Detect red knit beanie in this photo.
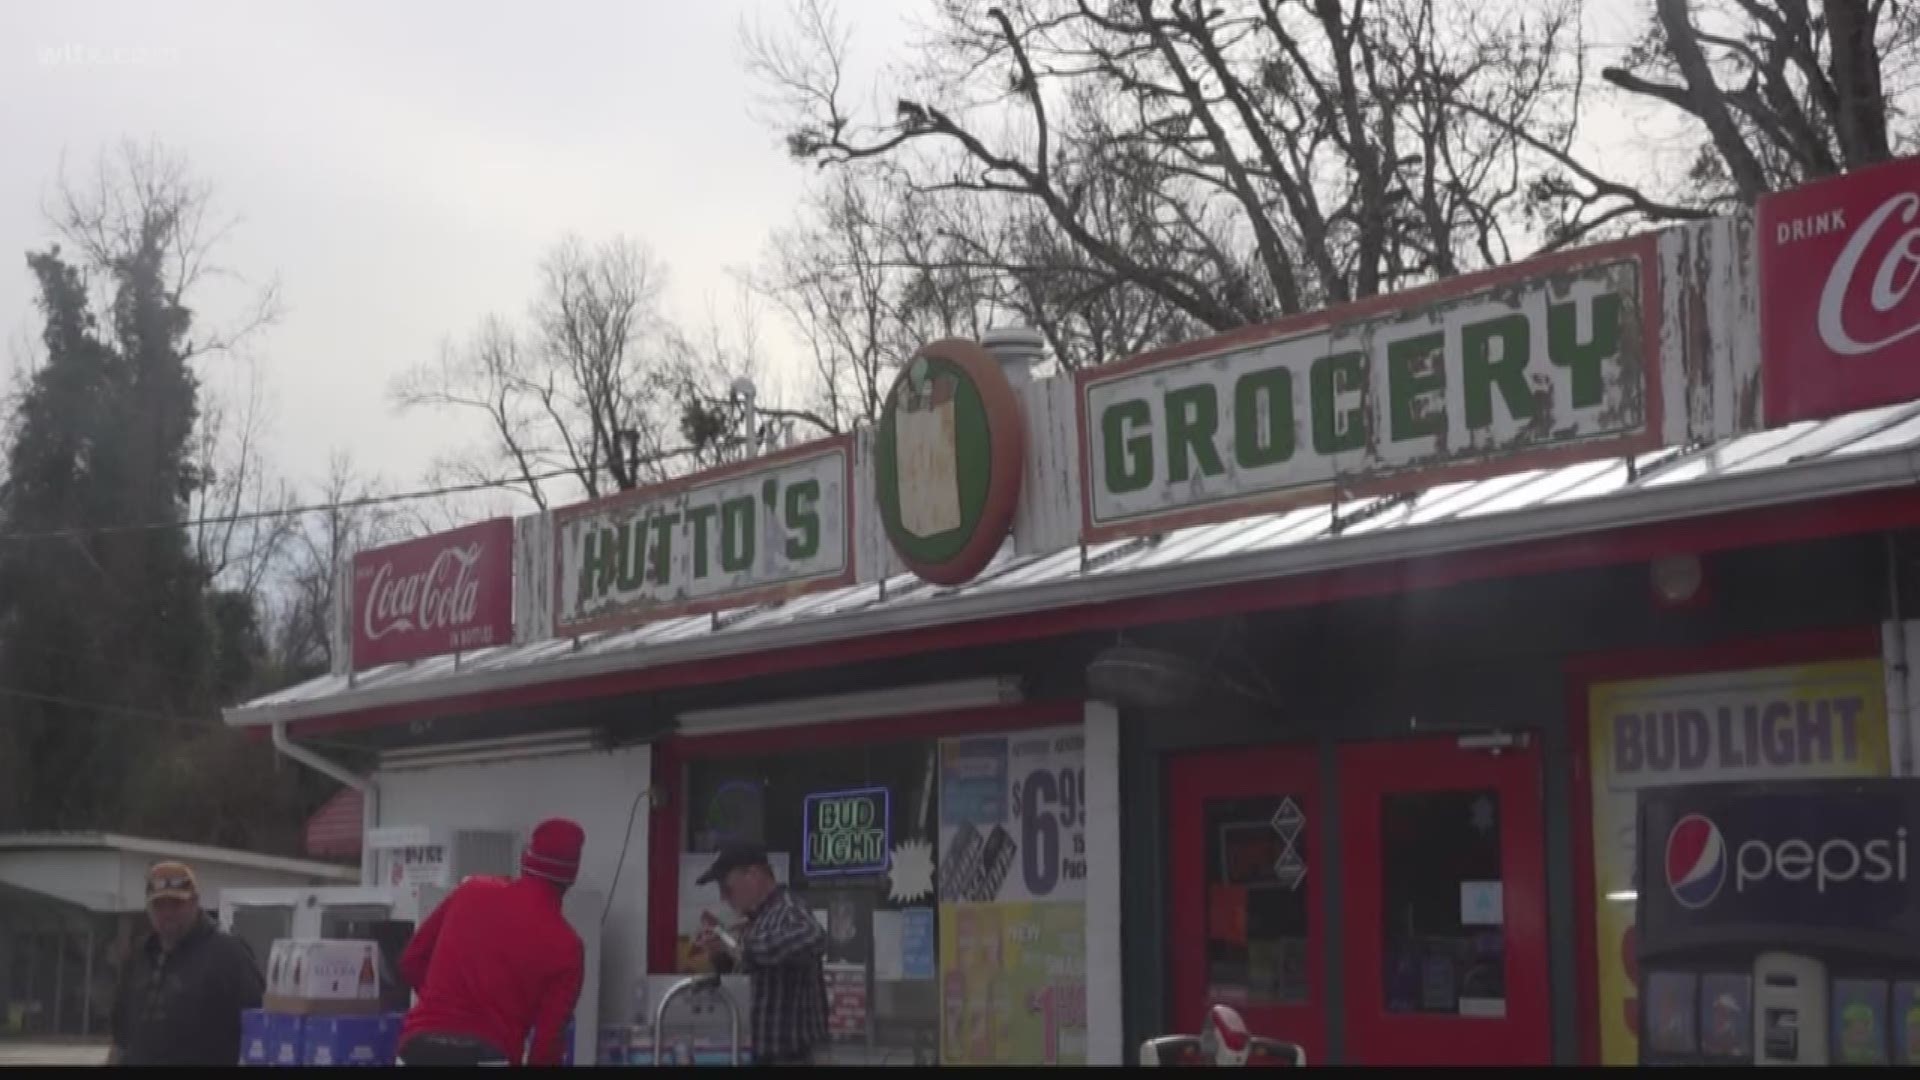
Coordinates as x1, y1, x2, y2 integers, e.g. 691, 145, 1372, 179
522, 818, 585, 885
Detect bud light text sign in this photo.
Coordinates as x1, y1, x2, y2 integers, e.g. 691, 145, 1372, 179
351, 518, 515, 671
1759, 155, 1920, 425
804, 787, 891, 878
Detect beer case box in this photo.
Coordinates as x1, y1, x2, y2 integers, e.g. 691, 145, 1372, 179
264, 939, 383, 1014
302, 1013, 403, 1067
238, 1009, 273, 1066
258, 1011, 306, 1067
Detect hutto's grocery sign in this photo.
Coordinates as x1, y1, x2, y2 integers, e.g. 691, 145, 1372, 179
551, 437, 855, 636
1076, 236, 1661, 542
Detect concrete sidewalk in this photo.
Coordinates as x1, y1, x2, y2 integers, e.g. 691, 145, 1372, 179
0, 1042, 112, 1066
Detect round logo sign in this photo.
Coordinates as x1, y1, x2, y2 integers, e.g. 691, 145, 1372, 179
874, 339, 1026, 586
1665, 813, 1728, 910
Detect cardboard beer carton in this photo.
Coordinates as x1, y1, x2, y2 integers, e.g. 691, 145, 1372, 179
302, 1013, 403, 1067
263, 939, 385, 1017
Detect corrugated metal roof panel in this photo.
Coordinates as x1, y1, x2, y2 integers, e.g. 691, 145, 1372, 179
232, 408, 1920, 719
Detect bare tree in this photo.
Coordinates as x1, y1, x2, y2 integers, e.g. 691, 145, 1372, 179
269, 454, 405, 677
751, 0, 1586, 339
1603, 0, 1920, 200
47, 138, 282, 363
394, 235, 704, 508
191, 356, 298, 606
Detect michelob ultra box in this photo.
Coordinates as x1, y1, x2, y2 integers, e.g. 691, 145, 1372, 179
265, 939, 383, 1016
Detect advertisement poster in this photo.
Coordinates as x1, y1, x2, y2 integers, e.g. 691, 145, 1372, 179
351, 517, 515, 671
1587, 659, 1889, 1065
938, 726, 1087, 903
938, 901, 1087, 1065
826, 962, 869, 1040
380, 843, 449, 889
676, 851, 790, 973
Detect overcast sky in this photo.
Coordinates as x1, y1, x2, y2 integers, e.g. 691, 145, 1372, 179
1, 0, 1660, 520
0, 0, 914, 509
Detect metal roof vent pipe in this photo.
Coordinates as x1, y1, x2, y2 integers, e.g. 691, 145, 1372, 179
981, 326, 1046, 389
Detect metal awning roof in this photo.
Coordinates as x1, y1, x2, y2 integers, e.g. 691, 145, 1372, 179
227, 401, 1920, 731
0, 832, 359, 880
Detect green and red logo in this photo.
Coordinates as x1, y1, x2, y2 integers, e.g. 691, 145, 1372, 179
874, 339, 1025, 586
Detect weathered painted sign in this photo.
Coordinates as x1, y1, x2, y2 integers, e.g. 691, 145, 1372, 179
874, 339, 1026, 586
1759, 154, 1920, 426
551, 437, 854, 636
350, 517, 515, 670
1076, 236, 1662, 542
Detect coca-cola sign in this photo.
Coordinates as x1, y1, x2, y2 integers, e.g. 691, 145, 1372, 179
350, 518, 515, 671
1760, 155, 1920, 425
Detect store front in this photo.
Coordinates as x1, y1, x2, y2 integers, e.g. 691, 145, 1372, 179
642, 697, 1121, 1065
226, 160, 1920, 1065
1121, 522, 1906, 1065
1168, 735, 1550, 1066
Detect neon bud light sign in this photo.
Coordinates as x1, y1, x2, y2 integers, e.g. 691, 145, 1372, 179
804, 787, 891, 877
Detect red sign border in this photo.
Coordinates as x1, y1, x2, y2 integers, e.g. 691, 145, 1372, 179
549, 434, 859, 638
349, 515, 517, 672
876, 338, 1027, 587
1073, 232, 1666, 545
1755, 154, 1920, 428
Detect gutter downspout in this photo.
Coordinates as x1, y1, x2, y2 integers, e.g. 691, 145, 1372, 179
272, 721, 379, 887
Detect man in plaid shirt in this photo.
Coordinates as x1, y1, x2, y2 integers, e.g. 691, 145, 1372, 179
698, 844, 829, 1065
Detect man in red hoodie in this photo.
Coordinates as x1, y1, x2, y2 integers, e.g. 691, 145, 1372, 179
395, 819, 586, 1067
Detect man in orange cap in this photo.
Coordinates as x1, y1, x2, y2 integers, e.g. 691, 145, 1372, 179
107, 860, 264, 1066
397, 819, 587, 1067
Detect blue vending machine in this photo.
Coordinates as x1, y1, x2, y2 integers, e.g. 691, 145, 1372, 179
1636, 777, 1920, 1066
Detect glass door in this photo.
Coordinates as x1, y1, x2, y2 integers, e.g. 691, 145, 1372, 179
1338, 736, 1552, 1065
1168, 745, 1323, 1063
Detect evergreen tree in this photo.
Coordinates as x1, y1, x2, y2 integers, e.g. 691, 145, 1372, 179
0, 222, 215, 830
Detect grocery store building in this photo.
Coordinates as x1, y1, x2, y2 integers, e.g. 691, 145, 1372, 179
226, 161, 1920, 1066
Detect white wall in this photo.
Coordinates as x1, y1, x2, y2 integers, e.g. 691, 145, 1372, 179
373, 744, 652, 1026
1884, 620, 1920, 778
1082, 702, 1124, 1066
0, 850, 122, 911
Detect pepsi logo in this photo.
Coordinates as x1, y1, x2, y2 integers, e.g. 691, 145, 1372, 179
1666, 814, 1728, 909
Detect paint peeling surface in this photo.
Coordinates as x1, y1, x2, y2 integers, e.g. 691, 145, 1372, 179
1080, 249, 1657, 541
230, 400, 1920, 729
551, 441, 853, 635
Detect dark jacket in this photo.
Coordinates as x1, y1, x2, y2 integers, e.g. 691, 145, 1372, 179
398, 875, 584, 1067
111, 915, 264, 1066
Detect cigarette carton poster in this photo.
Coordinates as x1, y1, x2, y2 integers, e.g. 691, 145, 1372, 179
937, 901, 1086, 1065
937, 726, 1087, 904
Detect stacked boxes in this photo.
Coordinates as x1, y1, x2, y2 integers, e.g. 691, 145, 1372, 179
234, 1010, 308, 1067
265, 940, 383, 1014
243, 939, 397, 1068
239, 1010, 273, 1066
302, 1015, 402, 1067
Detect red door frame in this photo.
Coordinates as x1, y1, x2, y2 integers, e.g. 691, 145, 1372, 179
1562, 625, 1883, 1064
644, 700, 1085, 975
1167, 744, 1325, 1063
1339, 737, 1552, 1065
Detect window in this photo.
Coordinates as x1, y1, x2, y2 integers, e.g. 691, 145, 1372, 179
1200, 796, 1310, 1006
1379, 789, 1505, 1018
685, 741, 942, 1065
679, 723, 1091, 1066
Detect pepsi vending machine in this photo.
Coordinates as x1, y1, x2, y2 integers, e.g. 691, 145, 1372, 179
1637, 778, 1920, 1066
